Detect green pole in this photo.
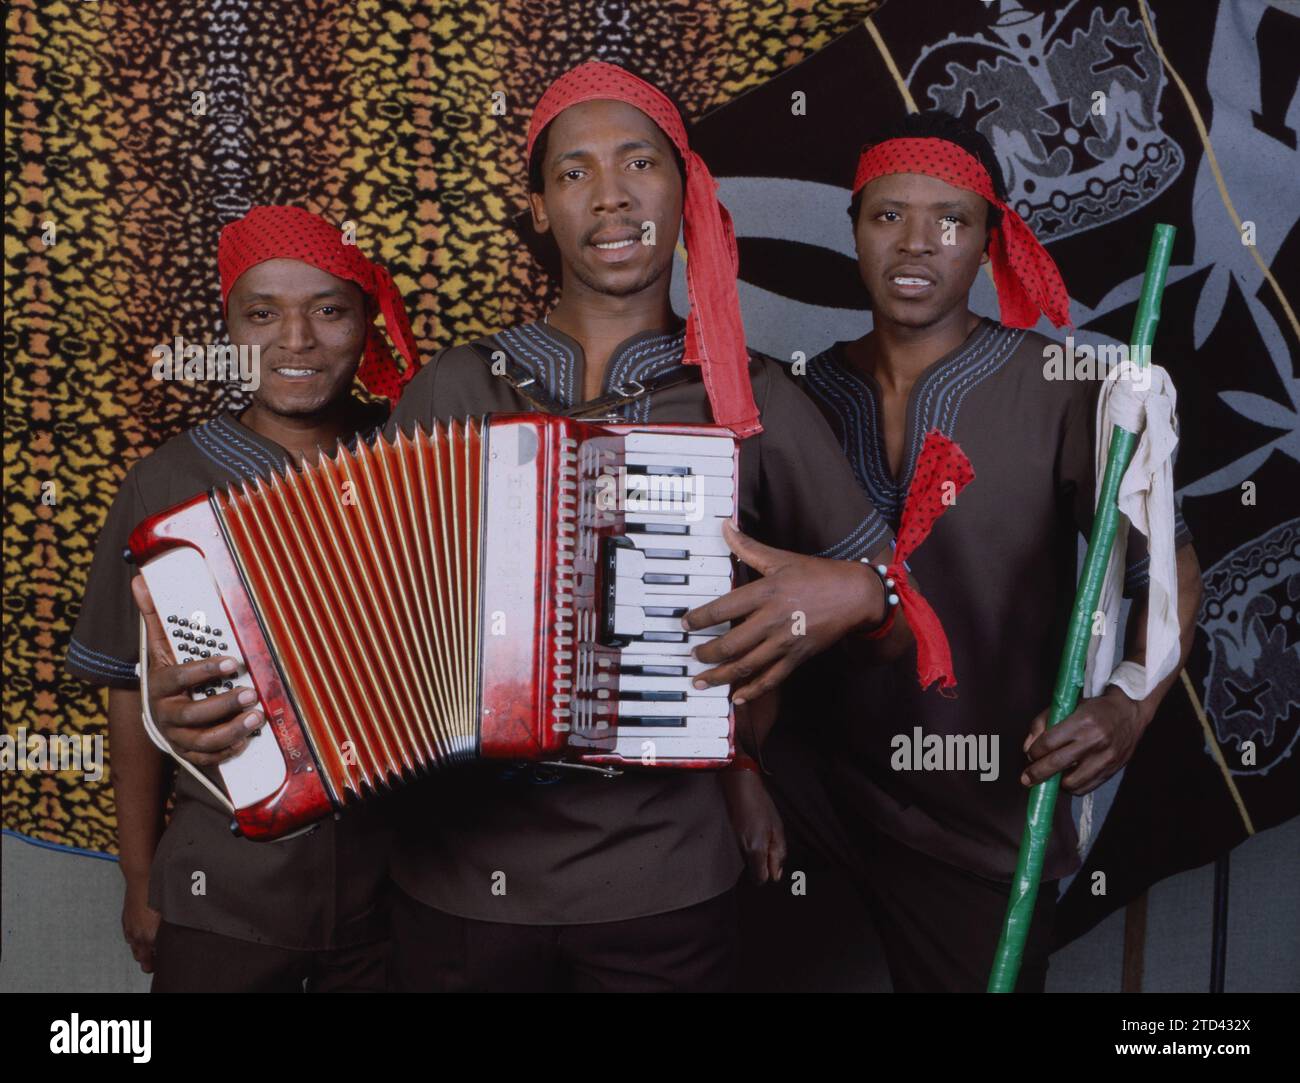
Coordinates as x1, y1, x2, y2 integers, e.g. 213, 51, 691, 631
986, 223, 1177, 993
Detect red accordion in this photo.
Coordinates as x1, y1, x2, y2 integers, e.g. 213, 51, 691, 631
128, 414, 739, 840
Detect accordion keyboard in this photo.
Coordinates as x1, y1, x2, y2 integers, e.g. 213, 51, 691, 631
604, 432, 735, 763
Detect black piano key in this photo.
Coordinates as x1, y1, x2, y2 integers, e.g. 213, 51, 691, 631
642, 548, 690, 560
639, 631, 687, 643
644, 606, 687, 618
625, 464, 691, 475
617, 716, 687, 728
620, 664, 688, 677
620, 691, 687, 702
599, 534, 633, 648
643, 573, 687, 585
626, 522, 689, 535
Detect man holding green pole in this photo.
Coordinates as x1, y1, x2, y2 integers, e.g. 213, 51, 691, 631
757, 111, 1204, 992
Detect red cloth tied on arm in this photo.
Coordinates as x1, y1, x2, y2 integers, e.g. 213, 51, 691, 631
218, 206, 420, 404
526, 61, 762, 438
852, 137, 1071, 330
882, 429, 975, 694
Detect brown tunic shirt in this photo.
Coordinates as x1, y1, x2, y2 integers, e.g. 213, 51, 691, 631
783, 319, 1193, 882
67, 403, 393, 950
385, 318, 894, 924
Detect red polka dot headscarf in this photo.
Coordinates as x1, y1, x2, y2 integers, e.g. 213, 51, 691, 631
852, 137, 1072, 330
218, 206, 420, 403
526, 61, 762, 438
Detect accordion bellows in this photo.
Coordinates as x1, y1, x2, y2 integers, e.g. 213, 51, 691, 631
130, 414, 739, 840
218, 420, 486, 792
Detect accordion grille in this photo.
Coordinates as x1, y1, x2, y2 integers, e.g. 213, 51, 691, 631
214, 421, 482, 803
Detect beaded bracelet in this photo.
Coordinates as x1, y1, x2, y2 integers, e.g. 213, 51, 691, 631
856, 560, 900, 640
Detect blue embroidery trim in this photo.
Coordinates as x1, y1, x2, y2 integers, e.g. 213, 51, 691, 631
804, 321, 1023, 526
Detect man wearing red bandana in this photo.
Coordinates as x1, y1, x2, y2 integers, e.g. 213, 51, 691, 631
73, 205, 418, 990
370, 61, 915, 992
754, 111, 1203, 991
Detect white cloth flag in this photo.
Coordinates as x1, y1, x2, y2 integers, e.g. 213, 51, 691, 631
1084, 362, 1183, 702
1076, 362, 1182, 855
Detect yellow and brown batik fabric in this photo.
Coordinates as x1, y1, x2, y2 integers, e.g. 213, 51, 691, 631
3, 0, 881, 854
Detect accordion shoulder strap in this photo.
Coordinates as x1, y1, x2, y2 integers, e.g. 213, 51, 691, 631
467, 340, 703, 421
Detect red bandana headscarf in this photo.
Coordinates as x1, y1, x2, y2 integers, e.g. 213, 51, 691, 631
852, 137, 1071, 330
218, 206, 420, 403
526, 61, 762, 438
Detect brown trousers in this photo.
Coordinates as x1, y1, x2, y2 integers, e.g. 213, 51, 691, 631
762, 733, 1058, 993
390, 888, 739, 993
150, 922, 389, 993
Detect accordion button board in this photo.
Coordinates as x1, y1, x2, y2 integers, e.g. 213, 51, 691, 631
139, 544, 287, 808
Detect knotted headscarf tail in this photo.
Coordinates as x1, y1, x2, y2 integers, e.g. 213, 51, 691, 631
218, 206, 420, 404
888, 430, 975, 694
853, 137, 1072, 331
526, 61, 762, 438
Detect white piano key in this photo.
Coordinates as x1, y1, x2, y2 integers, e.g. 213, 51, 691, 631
615, 574, 732, 600
624, 492, 733, 514
625, 433, 735, 458
613, 605, 728, 638
624, 451, 733, 476
619, 653, 727, 678
616, 673, 728, 696
625, 531, 732, 556
624, 510, 730, 532
616, 697, 730, 718
624, 493, 721, 515
624, 500, 733, 525
614, 636, 719, 655
625, 473, 733, 497
613, 735, 731, 760
615, 723, 731, 744
615, 547, 732, 580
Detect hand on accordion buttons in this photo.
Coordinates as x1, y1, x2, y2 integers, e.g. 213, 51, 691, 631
681, 522, 886, 704
131, 575, 265, 766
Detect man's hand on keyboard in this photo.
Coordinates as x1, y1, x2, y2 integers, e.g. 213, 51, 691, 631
682, 521, 887, 704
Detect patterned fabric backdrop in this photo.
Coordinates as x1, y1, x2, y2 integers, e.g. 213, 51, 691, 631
3, 0, 884, 854
5, 1, 1297, 952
